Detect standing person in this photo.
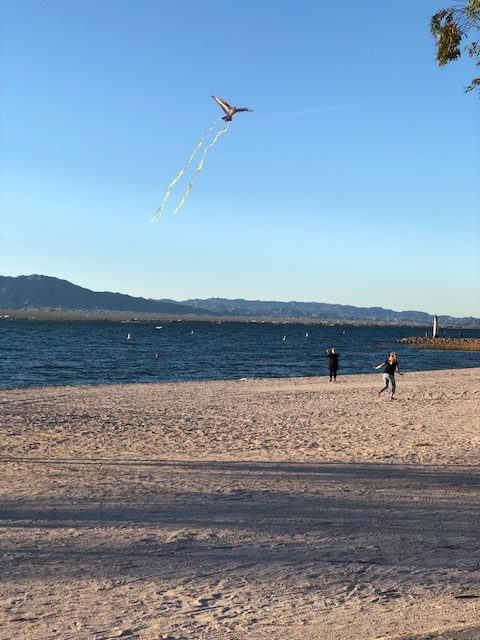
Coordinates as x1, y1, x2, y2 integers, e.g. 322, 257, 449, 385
327, 348, 340, 382
373, 352, 403, 398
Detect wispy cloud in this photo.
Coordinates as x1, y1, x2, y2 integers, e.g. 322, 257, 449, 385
266, 103, 363, 118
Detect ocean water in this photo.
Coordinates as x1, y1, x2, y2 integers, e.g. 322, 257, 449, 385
1, 320, 479, 389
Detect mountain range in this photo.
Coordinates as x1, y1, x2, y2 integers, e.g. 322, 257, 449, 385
1, 274, 478, 327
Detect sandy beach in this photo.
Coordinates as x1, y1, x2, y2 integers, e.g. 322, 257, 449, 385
1, 368, 479, 640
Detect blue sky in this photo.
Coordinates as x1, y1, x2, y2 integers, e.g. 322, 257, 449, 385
1, 0, 479, 317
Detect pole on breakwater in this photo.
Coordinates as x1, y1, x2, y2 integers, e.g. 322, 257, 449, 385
433, 315, 438, 338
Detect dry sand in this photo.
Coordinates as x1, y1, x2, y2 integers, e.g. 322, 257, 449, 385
1, 368, 479, 640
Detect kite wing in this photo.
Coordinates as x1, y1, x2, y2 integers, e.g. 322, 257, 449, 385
211, 95, 234, 116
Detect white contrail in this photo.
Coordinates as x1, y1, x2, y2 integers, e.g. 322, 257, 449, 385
267, 104, 362, 118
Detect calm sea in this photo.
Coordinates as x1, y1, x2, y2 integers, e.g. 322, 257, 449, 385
1, 320, 479, 389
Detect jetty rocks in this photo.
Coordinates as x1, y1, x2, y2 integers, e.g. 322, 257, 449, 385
399, 337, 480, 351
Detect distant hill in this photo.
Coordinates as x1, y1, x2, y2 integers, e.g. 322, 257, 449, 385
1, 274, 479, 327
0, 275, 211, 316
182, 297, 479, 327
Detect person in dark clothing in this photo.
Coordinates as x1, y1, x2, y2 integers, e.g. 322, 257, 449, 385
327, 348, 340, 382
373, 352, 402, 398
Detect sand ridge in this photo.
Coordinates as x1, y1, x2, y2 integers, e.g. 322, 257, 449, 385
1, 369, 479, 639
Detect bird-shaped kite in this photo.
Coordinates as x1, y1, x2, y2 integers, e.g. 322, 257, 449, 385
151, 96, 253, 221
211, 95, 253, 121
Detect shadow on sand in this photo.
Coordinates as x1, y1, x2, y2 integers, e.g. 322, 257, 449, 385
1, 458, 479, 589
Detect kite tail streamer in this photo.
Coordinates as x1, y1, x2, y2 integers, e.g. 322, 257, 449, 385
151, 118, 219, 222
171, 123, 229, 216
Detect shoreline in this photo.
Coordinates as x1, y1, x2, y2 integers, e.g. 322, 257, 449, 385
1, 308, 479, 329
2, 366, 480, 392
2, 367, 479, 639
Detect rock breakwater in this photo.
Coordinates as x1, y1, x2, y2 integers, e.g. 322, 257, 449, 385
399, 337, 480, 351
